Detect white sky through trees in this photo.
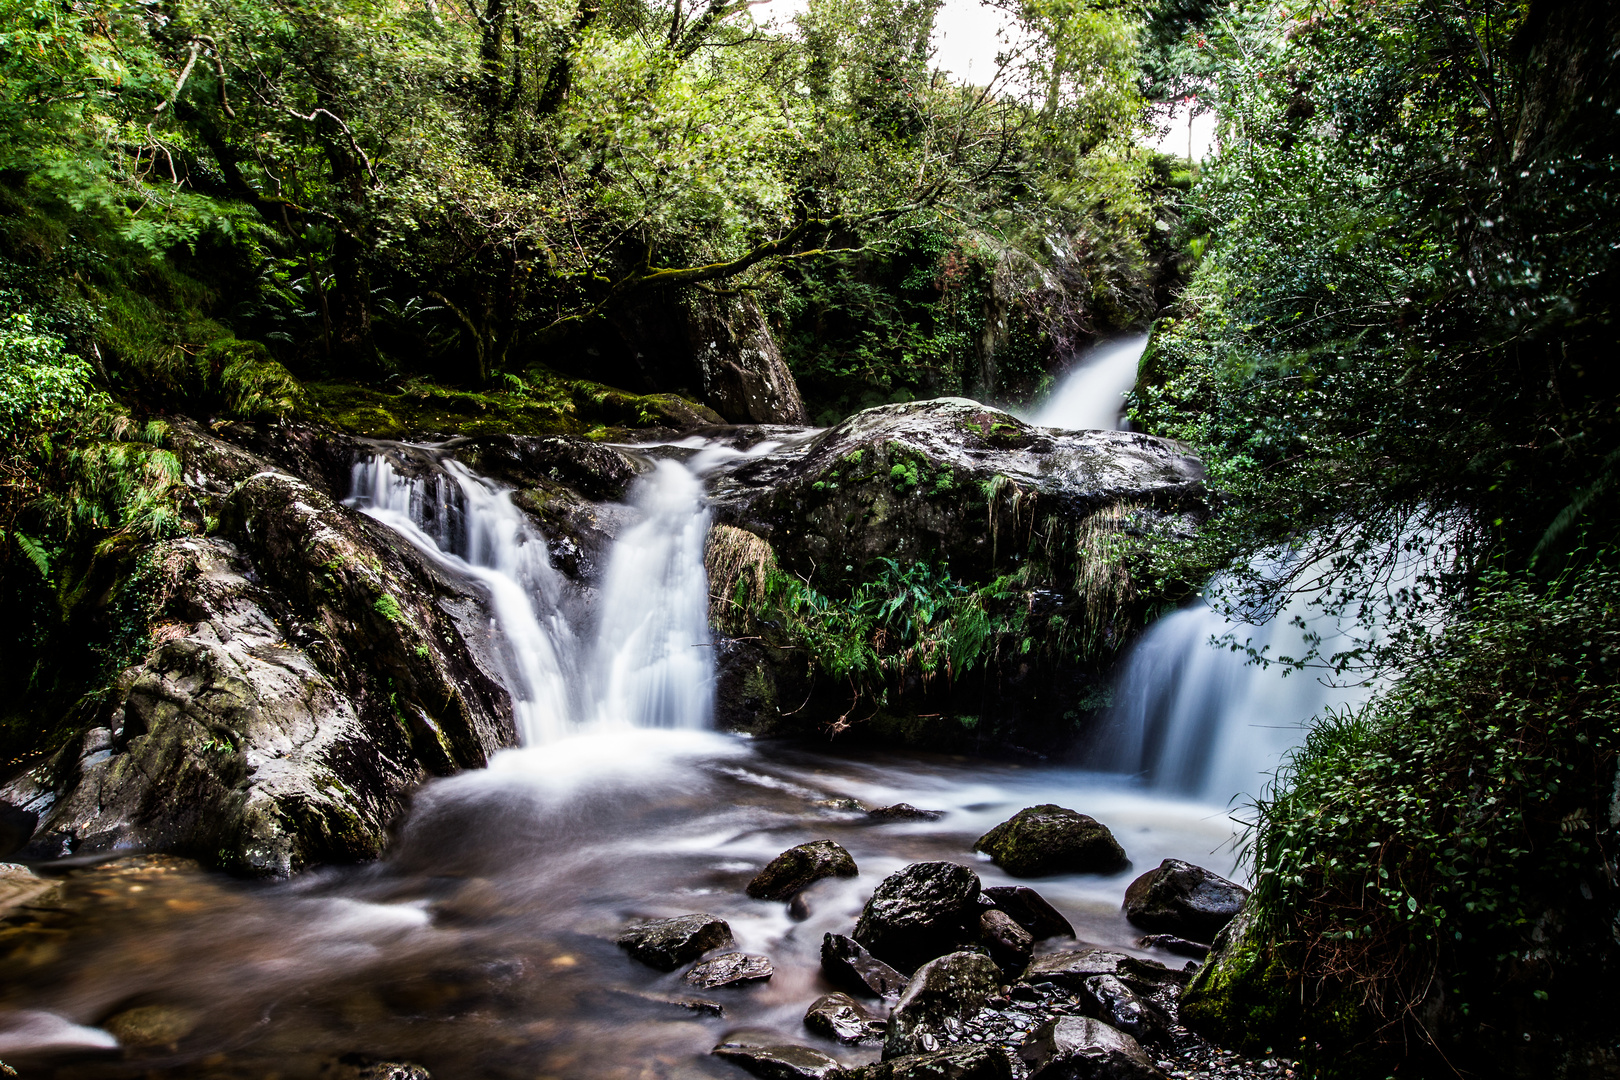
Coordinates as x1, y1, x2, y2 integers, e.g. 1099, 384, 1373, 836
758, 0, 1216, 161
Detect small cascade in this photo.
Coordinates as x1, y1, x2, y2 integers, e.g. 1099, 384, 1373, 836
1088, 597, 1375, 804
1030, 333, 1150, 431
346, 448, 715, 743
586, 460, 713, 730
1091, 533, 1449, 805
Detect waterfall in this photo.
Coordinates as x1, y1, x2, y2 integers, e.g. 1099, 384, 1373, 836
1030, 333, 1150, 431
1090, 533, 1449, 805
1088, 596, 1375, 805
346, 449, 714, 743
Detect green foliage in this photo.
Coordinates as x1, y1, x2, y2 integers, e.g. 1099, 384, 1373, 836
1244, 561, 1620, 1070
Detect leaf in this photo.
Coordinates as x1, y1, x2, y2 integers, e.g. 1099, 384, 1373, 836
13, 531, 51, 579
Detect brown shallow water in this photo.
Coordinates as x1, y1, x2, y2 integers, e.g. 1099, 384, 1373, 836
0, 732, 1245, 1079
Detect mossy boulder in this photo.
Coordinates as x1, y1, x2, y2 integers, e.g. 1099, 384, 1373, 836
974, 805, 1128, 877
708, 398, 1205, 591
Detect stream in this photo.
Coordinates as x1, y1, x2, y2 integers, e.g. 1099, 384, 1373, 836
0, 359, 1362, 1077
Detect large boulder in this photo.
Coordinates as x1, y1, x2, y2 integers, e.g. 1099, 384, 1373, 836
1017, 1017, 1165, 1080
708, 399, 1204, 586
884, 951, 1004, 1058
854, 862, 982, 972
822, 933, 908, 1000
748, 839, 859, 901
25, 534, 488, 876
616, 913, 733, 970
974, 806, 1128, 877
1123, 859, 1248, 943
854, 1046, 1014, 1080
980, 886, 1075, 940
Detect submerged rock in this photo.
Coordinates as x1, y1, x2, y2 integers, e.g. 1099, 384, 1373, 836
885, 951, 1003, 1058
1017, 1016, 1165, 1080
325, 1055, 433, 1080
617, 913, 733, 970
686, 951, 774, 989
805, 992, 887, 1043
713, 1035, 848, 1080
854, 1045, 1014, 1080
974, 806, 1128, 878
822, 933, 908, 1000
980, 886, 1075, 940
748, 839, 859, 901
854, 862, 982, 973
1123, 860, 1248, 943
868, 804, 946, 822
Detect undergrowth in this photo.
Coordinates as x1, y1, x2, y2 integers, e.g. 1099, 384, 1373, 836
1245, 560, 1620, 1070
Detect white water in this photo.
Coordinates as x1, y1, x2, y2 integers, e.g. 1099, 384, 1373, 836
346, 449, 714, 743
1030, 333, 1150, 431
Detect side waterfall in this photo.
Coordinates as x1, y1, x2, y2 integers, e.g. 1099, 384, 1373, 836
1029, 333, 1150, 431
346, 451, 713, 743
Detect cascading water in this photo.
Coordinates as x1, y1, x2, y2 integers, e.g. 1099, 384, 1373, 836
1029, 333, 1149, 431
346, 447, 714, 742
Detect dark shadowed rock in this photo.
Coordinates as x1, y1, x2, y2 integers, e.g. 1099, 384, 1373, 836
854, 1046, 1015, 1080
1018, 1017, 1165, 1080
748, 839, 858, 901
854, 862, 982, 972
974, 806, 1128, 878
822, 933, 908, 1000
713, 1036, 848, 1080
1123, 859, 1248, 943
978, 909, 1033, 974
867, 804, 946, 822
1078, 975, 1171, 1047
805, 993, 886, 1043
980, 886, 1075, 940
686, 952, 774, 989
1137, 934, 1210, 959
0, 803, 37, 859
617, 913, 733, 970
885, 951, 1004, 1058
687, 293, 809, 425
1020, 950, 1190, 997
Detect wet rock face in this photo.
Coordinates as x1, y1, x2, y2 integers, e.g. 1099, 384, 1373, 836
686, 952, 775, 989
854, 862, 983, 973
822, 933, 908, 1000
854, 1045, 1015, 1080
616, 913, 733, 970
885, 951, 1005, 1058
708, 398, 1205, 587
805, 992, 887, 1043
980, 886, 1076, 941
748, 839, 859, 901
1018, 1016, 1166, 1080
1123, 860, 1249, 944
450, 434, 646, 502
687, 293, 809, 425
975, 806, 1129, 878
26, 537, 433, 876
712, 1036, 848, 1080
